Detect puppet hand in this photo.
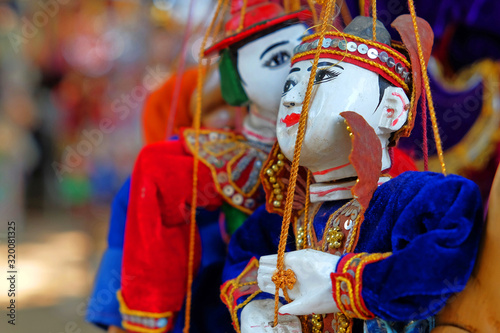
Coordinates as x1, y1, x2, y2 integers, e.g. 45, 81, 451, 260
258, 249, 341, 315
241, 299, 302, 333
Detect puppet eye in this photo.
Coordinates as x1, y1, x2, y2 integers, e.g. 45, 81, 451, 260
264, 51, 291, 68
282, 78, 297, 95
314, 68, 340, 84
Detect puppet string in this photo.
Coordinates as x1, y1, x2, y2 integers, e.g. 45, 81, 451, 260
185, 0, 227, 331
272, 0, 337, 327
166, 0, 196, 139
371, 0, 377, 40
407, 0, 446, 175
238, 0, 248, 32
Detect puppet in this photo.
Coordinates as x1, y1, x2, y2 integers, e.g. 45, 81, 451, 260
221, 4, 483, 333
117, 1, 311, 332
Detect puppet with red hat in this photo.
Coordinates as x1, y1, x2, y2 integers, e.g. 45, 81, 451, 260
117, 1, 312, 332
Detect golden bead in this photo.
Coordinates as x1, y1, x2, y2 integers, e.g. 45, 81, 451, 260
273, 188, 281, 194
334, 233, 344, 241
269, 176, 277, 183
340, 320, 349, 328
272, 164, 279, 172
277, 160, 284, 167
333, 241, 342, 248
277, 153, 285, 160
276, 194, 283, 201
273, 200, 281, 207
273, 183, 280, 188
266, 169, 274, 176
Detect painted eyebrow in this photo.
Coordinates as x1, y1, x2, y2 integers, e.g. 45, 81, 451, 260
259, 41, 289, 60
307, 62, 344, 71
289, 67, 300, 74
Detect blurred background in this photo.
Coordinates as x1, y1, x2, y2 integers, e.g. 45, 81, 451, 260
0, 0, 218, 331
1, 0, 500, 332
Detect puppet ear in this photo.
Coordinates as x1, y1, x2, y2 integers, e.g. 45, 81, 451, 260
376, 86, 410, 133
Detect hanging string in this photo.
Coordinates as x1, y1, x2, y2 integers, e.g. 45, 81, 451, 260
371, 0, 377, 40
213, 0, 230, 39
407, 0, 447, 175
184, 1, 227, 332
304, 170, 312, 243
359, 0, 366, 16
165, 0, 196, 139
238, 0, 248, 32
363, 0, 370, 17
420, 79, 429, 171
291, 0, 301, 12
306, 0, 319, 25
339, 0, 353, 25
272, 0, 337, 327
284, 0, 291, 13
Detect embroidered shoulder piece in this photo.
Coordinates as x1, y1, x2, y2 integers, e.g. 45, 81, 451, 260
182, 128, 271, 214
260, 142, 311, 215
220, 258, 261, 333
117, 290, 174, 333
331, 252, 391, 320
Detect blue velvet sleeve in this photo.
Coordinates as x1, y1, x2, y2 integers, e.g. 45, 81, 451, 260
223, 205, 294, 306
356, 171, 483, 321
86, 177, 130, 329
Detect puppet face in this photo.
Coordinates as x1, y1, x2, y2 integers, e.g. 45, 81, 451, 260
277, 60, 409, 178
237, 23, 307, 119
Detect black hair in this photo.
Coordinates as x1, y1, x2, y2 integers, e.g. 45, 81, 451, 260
225, 18, 304, 76
378, 75, 392, 106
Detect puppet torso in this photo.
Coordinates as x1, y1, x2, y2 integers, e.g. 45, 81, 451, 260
293, 198, 435, 333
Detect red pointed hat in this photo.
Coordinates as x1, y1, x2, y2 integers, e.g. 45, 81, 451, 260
204, 0, 311, 55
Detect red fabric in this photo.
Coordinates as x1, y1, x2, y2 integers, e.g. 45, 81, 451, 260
142, 68, 198, 144
293, 51, 408, 92
121, 140, 223, 316
387, 147, 418, 177
204, 9, 312, 55
225, 3, 283, 34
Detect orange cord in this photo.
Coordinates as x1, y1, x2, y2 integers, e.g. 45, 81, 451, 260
371, 0, 377, 40
304, 170, 312, 245
272, 0, 337, 327
184, 1, 227, 332
213, 0, 230, 41
340, 0, 353, 25
306, 0, 319, 25
359, 0, 365, 16
407, 0, 447, 175
238, 0, 248, 33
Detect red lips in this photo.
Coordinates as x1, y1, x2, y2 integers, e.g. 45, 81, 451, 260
281, 113, 301, 127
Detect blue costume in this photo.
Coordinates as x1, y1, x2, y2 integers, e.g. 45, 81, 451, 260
221, 171, 483, 332
85, 177, 233, 332
87, 178, 130, 329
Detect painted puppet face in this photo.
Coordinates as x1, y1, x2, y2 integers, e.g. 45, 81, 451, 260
277, 60, 404, 177
237, 24, 307, 119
